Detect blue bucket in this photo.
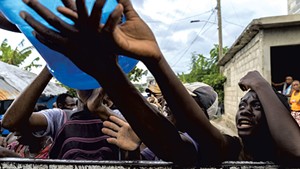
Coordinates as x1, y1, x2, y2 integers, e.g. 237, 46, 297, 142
0, 0, 138, 89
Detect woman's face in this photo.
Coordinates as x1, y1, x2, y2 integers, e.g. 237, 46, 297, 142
235, 91, 265, 138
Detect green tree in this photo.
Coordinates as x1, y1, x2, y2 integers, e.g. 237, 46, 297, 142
128, 66, 148, 82
178, 44, 227, 104
0, 39, 42, 71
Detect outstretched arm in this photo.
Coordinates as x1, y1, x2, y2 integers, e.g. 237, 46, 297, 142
57, 0, 225, 162
239, 71, 300, 163
20, 0, 198, 166
2, 66, 51, 132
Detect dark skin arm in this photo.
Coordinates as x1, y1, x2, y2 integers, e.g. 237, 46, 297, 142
86, 88, 123, 121
20, 0, 198, 166
271, 81, 284, 87
1, 0, 79, 132
239, 71, 300, 164
2, 66, 51, 132
54, 0, 225, 163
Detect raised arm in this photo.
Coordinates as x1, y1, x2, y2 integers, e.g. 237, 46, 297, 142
104, 0, 226, 163
2, 66, 51, 132
82, 0, 225, 162
239, 71, 300, 163
20, 0, 198, 166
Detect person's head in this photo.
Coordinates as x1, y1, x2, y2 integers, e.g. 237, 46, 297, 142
184, 82, 219, 120
236, 89, 290, 139
76, 88, 116, 110
285, 76, 293, 85
292, 80, 300, 91
56, 93, 77, 110
163, 82, 219, 127
145, 81, 162, 97
236, 90, 265, 139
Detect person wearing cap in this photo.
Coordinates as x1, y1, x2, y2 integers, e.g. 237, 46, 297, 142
145, 80, 166, 109
19, 0, 300, 167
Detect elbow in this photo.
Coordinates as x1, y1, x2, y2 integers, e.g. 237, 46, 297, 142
1, 115, 17, 131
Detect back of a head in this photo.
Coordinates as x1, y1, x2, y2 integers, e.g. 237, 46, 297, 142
184, 82, 219, 120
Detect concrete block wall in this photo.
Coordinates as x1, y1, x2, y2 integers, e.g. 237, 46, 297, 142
222, 33, 263, 120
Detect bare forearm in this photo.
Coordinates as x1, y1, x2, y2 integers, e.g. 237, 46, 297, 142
144, 56, 225, 161
2, 66, 52, 130
253, 82, 300, 155
93, 63, 196, 165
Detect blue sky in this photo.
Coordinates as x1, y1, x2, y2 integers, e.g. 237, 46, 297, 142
0, 0, 287, 76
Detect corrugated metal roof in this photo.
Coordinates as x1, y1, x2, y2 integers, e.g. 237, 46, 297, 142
0, 61, 67, 100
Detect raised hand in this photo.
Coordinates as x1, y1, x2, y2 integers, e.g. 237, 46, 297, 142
102, 115, 141, 151
86, 88, 114, 121
20, 0, 121, 78
238, 70, 269, 92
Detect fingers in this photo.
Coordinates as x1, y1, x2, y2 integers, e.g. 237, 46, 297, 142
103, 120, 120, 132
238, 83, 248, 91
118, 0, 139, 19
75, 0, 89, 30
108, 115, 126, 127
22, 0, 77, 34
106, 137, 118, 145
103, 4, 123, 33
101, 127, 118, 138
89, 0, 105, 30
20, 11, 67, 50
62, 0, 77, 11
34, 31, 64, 53
57, 6, 78, 23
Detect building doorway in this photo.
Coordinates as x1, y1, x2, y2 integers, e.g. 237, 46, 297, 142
271, 44, 300, 92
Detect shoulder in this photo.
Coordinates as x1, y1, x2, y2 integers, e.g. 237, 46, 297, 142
38, 108, 67, 124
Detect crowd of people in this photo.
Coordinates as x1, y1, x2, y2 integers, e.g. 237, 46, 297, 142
272, 76, 300, 126
0, 0, 300, 168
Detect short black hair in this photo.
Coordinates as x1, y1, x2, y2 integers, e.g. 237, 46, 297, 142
56, 93, 73, 105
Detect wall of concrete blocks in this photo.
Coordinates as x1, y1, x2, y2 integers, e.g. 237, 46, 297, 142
222, 32, 263, 118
